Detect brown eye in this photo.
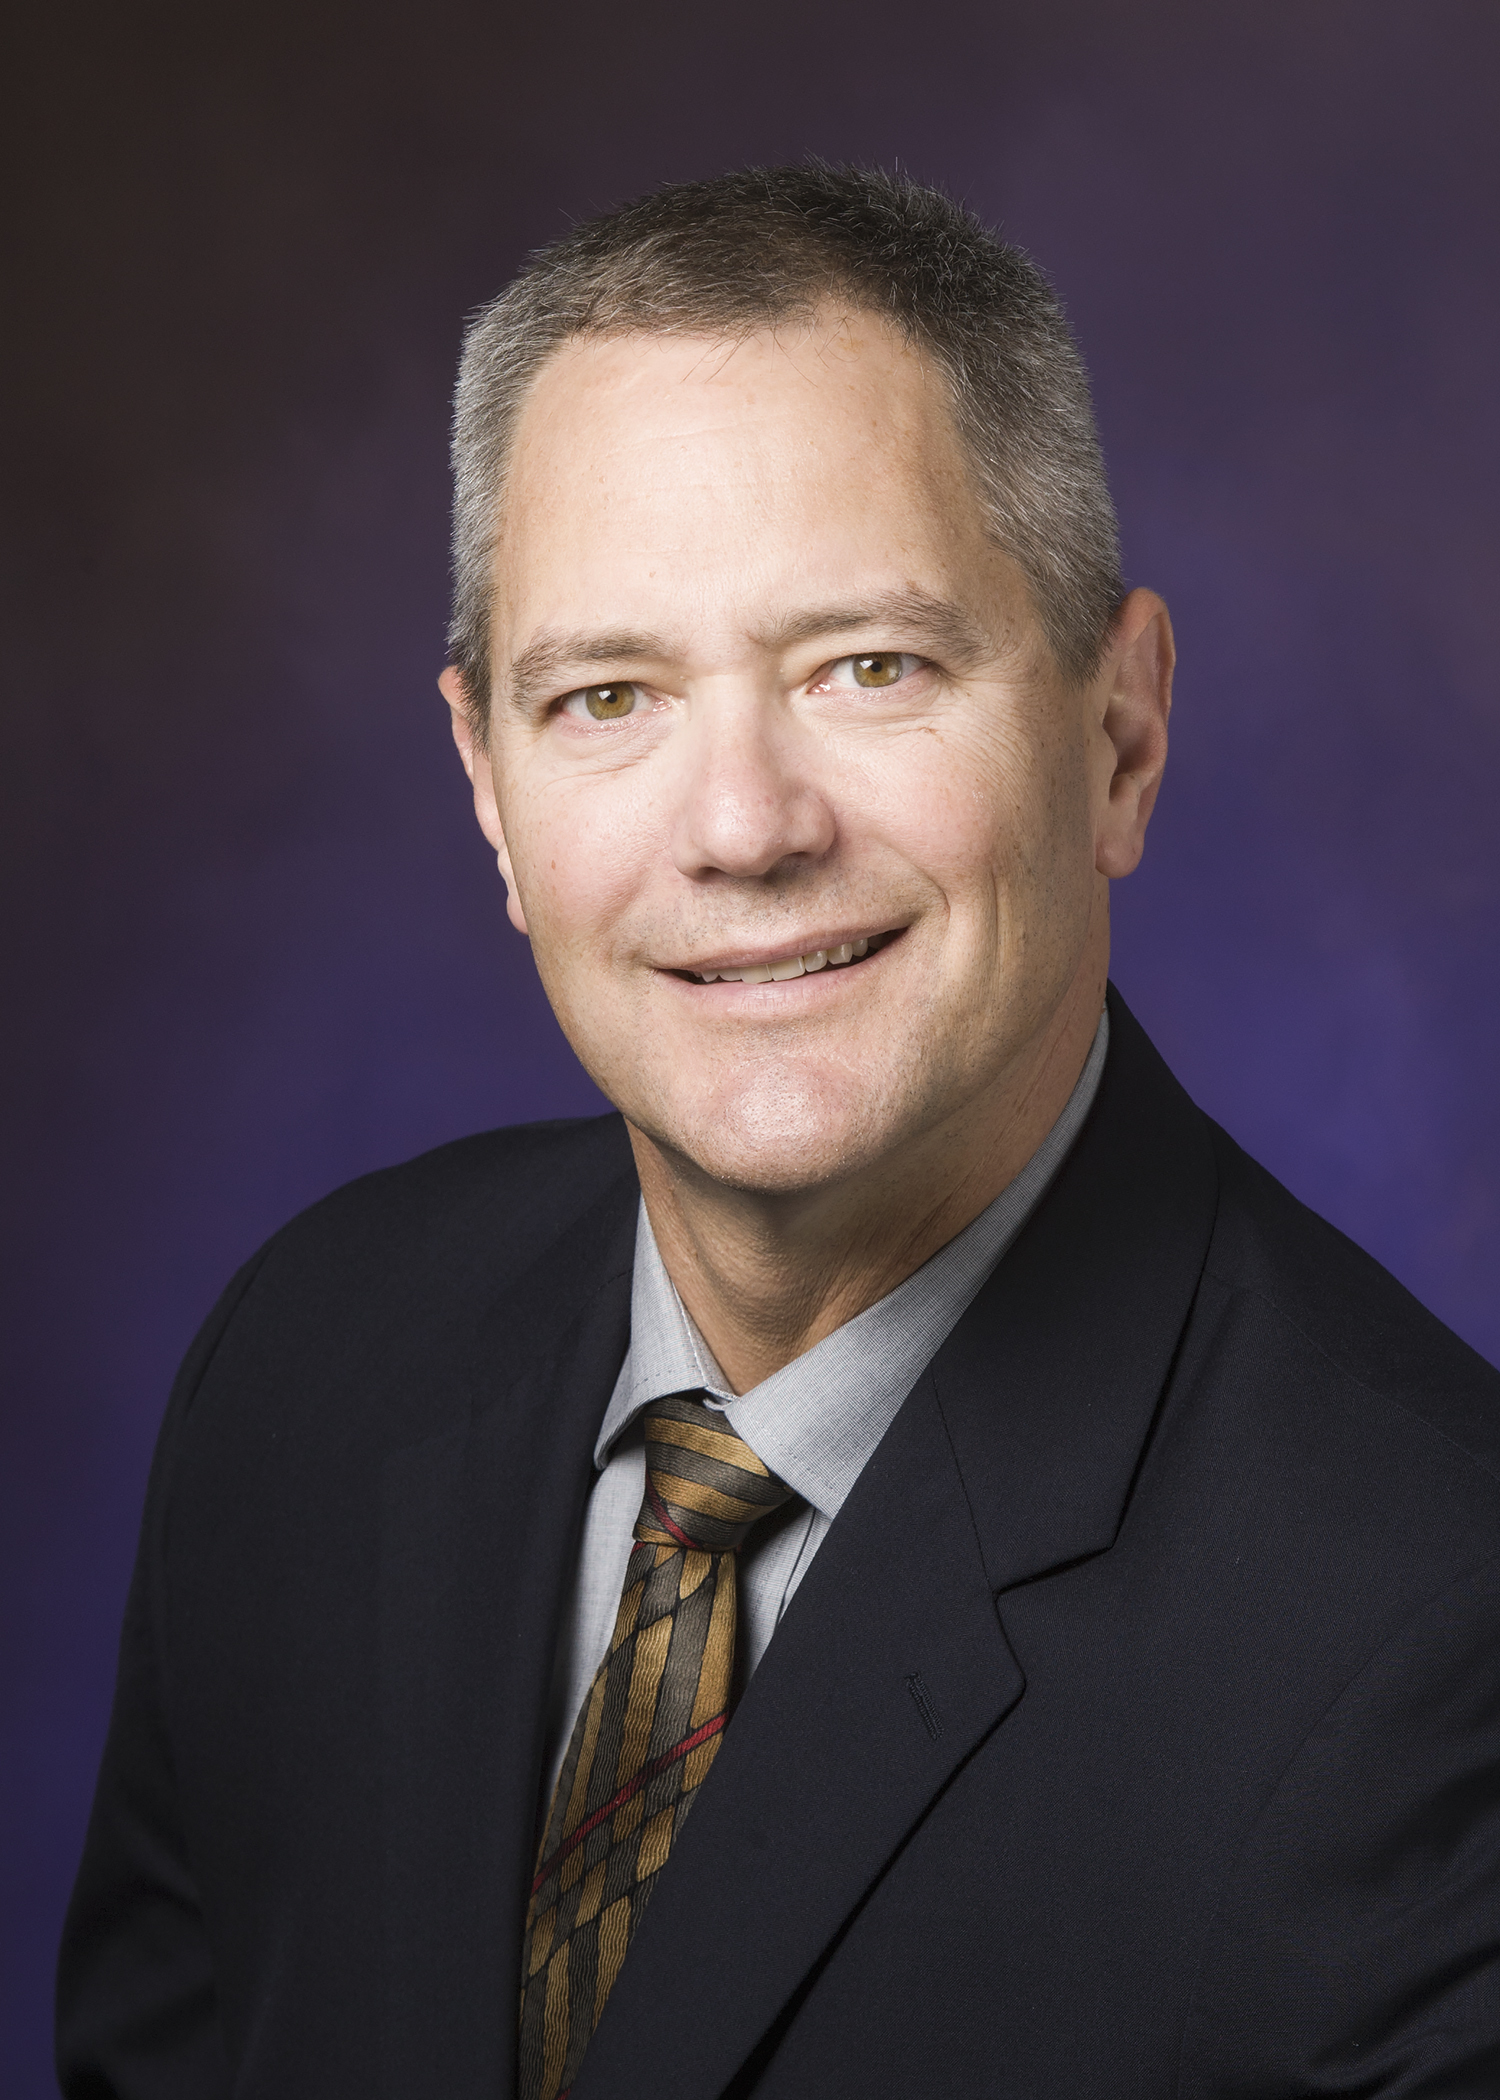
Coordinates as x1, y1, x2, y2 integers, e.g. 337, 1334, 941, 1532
580, 683, 639, 720
851, 653, 906, 688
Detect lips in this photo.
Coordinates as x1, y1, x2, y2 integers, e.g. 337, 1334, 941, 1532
674, 929, 898, 985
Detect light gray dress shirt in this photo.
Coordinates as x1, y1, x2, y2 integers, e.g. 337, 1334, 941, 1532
543, 1008, 1109, 1800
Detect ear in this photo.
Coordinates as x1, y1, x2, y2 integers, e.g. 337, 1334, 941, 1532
439, 666, 529, 936
1089, 589, 1174, 880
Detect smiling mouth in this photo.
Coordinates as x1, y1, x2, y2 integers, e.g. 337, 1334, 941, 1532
673, 928, 901, 986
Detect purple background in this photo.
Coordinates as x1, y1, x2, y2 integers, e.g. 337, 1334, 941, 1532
3, 1, 1497, 2087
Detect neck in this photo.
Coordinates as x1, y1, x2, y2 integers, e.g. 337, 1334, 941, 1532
629, 950, 1107, 1394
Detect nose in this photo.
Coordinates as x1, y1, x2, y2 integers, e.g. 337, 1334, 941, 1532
670, 690, 836, 881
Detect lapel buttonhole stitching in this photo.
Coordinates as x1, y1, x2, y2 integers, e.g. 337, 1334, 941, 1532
905, 1672, 942, 1739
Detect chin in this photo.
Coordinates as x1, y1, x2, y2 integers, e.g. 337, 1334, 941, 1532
630, 1063, 904, 1197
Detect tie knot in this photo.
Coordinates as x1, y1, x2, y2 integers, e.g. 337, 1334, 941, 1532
635, 1392, 794, 1553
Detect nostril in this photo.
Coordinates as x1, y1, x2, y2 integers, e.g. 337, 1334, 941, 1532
672, 766, 838, 881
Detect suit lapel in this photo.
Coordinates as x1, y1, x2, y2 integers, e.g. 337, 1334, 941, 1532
573, 991, 1219, 2099
379, 1167, 638, 2100
935, 988, 1220, 1595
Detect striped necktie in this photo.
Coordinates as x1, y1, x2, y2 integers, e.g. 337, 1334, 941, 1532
518, 1391, 794, 2100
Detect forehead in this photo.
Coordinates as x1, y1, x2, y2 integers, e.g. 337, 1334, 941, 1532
491, 318, 1001, 653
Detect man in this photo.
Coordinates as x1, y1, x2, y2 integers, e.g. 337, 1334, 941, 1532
58, 165, 1500, 2098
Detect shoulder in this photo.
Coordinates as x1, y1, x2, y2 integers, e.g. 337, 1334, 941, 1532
1174, 1130, 1500, 2093
1200, 1118, 1500, 1491
252, 1111, 637, 1288
157, 1113, 638, 1466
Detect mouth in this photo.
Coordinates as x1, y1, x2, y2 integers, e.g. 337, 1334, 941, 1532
669, 928, 903, 986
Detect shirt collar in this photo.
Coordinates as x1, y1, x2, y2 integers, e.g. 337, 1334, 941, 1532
594, 1007, 1110, 1517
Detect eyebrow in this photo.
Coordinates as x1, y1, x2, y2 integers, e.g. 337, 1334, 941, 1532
503, 587, 995, 714
506, 630, 671, 715
753, 589, 994, 667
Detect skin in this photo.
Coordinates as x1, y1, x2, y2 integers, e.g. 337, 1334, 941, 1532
442, 313, 1173, 1391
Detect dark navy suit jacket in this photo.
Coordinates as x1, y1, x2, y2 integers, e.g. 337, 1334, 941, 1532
58, 991, 1500, 2096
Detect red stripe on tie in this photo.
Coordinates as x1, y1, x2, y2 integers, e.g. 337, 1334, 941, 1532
645, 1480, 699, 1551
531, 1714, 726, 1894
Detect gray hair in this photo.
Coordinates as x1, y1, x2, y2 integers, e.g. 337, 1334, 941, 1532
448, 164, 1123, 738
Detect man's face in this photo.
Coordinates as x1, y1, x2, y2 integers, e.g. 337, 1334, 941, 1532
455, 317, 1151, 1198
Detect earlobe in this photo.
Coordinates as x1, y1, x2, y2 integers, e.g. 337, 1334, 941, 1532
438, 665, 531, 937
499, 870, 529, 936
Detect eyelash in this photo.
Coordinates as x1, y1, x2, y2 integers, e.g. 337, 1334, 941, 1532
558, 683, 649, 724
555, 653, 928, 723
812, 653, 925, 692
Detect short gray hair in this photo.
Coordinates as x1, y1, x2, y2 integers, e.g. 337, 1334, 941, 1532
449, 164, 1123, 737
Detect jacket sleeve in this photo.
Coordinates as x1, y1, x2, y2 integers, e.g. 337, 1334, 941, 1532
56, 1253, 268, 2099
1182, 1551, 1500, 2097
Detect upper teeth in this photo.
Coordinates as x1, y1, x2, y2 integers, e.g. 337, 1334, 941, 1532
696, 937, 871, 984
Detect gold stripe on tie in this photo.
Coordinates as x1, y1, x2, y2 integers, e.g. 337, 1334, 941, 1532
690, 1561, 737, 1728
616, 1614, 673, 1786
558, 1674, 607, 1843
541, 1946, 569, 2099
648, 1470, 774, 1525
594, 1898, 632, 2025
646, 1414, 774, 1471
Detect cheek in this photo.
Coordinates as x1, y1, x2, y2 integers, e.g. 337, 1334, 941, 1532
863, 720, 1064, 904
504, 776, 656, 954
